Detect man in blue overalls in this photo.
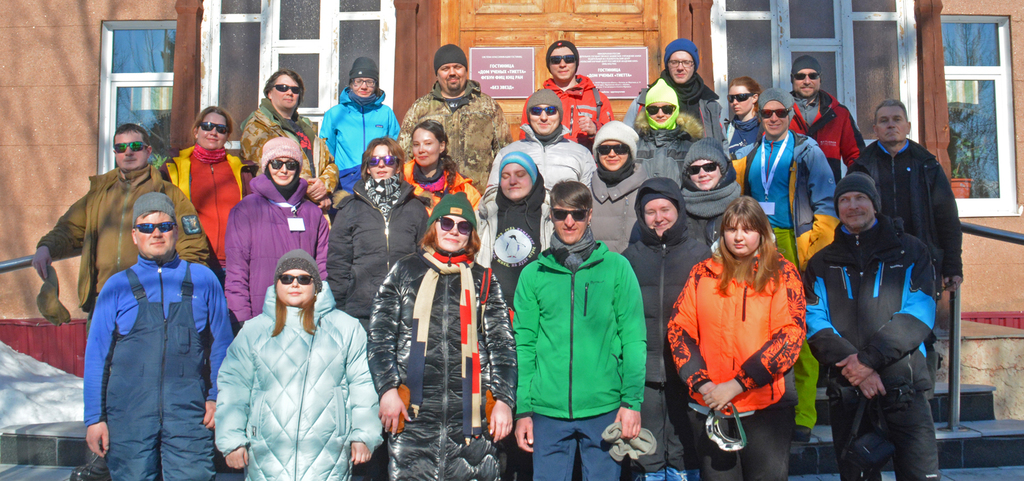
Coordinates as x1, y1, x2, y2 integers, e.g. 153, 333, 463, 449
82, 192, 233, 480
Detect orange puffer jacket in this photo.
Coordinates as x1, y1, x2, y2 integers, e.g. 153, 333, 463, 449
668, 255, 806, 413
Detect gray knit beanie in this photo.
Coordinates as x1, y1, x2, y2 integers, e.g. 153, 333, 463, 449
133, 192, 176, 222
592, 120, 639, 160
757, 88, 795, 111
526, 89, 563, 117
682, 138, 730, 173
834, 172, 881, 213
275, 249, 322, 294
792, 55, 822, 75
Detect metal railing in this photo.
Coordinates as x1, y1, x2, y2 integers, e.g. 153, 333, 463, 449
0, 255, 33, 275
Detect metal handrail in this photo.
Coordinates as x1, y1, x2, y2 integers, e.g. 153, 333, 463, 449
0, 255, 33, 275
961, 222, 1024, 246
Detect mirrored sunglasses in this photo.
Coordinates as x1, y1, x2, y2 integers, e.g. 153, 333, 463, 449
759, 108, 790, 119
113, 141, 148, 153
728, 93, 755, 103
199, 122, 228, 134
439, 216, 473, 236
646, 104, 676, 116
371, 155, 398, 167
596, 144, 630, 156
273, 84, 302, 94
529, 106, 559, 116
552, 208, 588, 222
135, 222, 176, 234
549, 55, 577, 65
279, 274, 314, 285
269, 159, 300, 171
792, 72, 820, 80
687, 163, 720, 176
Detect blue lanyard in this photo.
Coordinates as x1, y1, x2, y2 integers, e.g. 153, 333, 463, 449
759, 133, 791, 201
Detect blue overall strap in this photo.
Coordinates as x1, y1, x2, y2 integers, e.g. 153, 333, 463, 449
125, 268, 148, 303
180, 263, 194, 301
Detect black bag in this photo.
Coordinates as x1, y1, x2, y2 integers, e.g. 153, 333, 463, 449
841, 397, 895, 480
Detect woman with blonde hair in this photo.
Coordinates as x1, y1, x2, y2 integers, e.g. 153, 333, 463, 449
667, 196, 806, 481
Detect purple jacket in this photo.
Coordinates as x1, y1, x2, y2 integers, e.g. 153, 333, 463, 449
224, 175, 330, 322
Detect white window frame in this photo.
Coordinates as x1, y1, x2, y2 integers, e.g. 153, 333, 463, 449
942, 16, 1019, 217
98, 21, 176, 174
200, 0, 396, 150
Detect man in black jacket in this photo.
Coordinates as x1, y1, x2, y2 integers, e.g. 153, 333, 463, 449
803, 173, 939, 481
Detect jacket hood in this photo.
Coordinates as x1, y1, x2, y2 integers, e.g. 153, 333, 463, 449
634, 177, 689, 247
633, 110, 704, 139
260, 281, 338, 322
250, 173, 310, 205
430, 79, 483, 101
338, 87, 388, 107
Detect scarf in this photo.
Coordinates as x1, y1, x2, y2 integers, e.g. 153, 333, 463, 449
348, 89, 379, 106
413, 163, 448, 194
364, 176, 403, 218
681, 181, 741, 219
192, 144, 227, 164
266, 165, 301, 200
550, 227, 597, 272
661, 70, 707, 119
408, 248, 484, 442
596, 158, 636, 188
533, 128, 562, 146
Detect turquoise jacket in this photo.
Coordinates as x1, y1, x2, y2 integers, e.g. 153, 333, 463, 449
320, 88, 400, 172
215, 283, 382, 481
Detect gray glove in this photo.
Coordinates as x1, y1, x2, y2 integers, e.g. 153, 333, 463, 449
601, 422, 657, 462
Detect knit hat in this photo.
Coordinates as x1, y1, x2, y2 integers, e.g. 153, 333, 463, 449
349, 57, 379, 83
639, 191, 677, 211
260, 136, 303, 171
427, 191, 477, 229
791, 55, 822, 75
434, 44, 468, 72
546, 40, 580, 68
682, 137, 731, 173
275, 249, 322, 294
526, 89, 563, 117
834, 172, 881, 213
499, 151, 539, 185
757, 88, 795, 111
133, 192, 175, 222
592, 121, 639, 160
644, 79, 681, 130
664, 38, 700, 70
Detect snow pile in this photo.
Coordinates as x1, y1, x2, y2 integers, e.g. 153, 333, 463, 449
0, 340, 83, 429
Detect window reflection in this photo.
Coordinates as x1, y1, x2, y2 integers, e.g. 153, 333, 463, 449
943, 23, 999, 67
946, 80, 999, 199
112, 30, 175, 74
116, 87, 173, 166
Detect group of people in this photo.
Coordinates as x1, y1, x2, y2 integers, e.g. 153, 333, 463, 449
31, 36, 964, 481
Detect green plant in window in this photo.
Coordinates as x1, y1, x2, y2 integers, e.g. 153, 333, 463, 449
149, 153, 169, 168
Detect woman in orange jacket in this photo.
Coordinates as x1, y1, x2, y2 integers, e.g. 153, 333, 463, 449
403, 119, 481, 214
667, 196, 806, 481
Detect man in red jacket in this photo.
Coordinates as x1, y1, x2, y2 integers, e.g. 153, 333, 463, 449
789, 55, 865, 183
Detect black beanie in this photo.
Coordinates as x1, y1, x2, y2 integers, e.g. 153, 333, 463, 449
834, 172, 880, 213
434, 44, 468, 73
546, 40, 580, 64
640, 192, 678, 211
349, 57, 379, 83
791, 55, 822, 76
275, 249, 322, 294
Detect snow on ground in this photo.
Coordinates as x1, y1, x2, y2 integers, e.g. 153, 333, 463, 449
0, 340, 83, 429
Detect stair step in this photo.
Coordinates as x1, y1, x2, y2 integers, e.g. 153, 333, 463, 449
0, 465, 246, 480
813, 384, 996, 425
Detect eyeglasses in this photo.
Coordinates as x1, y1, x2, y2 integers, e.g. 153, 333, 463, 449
439, 216, 473, 236
371, 155, 398, 167
351, 78, 377, 88
759, 108, 790, 119
135, 222, 176, 234
529, 106, 559, 116
667, 59, 694, 68
552, 208, 588, 222
728, 93, 755, 103
113, 141, 148, 153
199, 122, 228, 134
646, 104, 676, 116
597, 144, 630, 156
279, 274, 313, 285
687, 163, 720, 176
792, 72, 820, 81
273, 84, 302, 94
549, 55, 577, 65
269, 159, 300, 171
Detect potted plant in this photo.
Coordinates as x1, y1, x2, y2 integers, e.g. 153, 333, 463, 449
950, 158, 972, 199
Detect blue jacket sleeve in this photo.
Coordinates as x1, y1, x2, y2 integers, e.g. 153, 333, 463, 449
83, 276, 127, 426
859, 248, 937, 371
214, 323, 258, 455
197, 267, 233, 401
385, 106, 401, 139
803, 258, 858, 366
342, 319, 384, 452
320, 108, 338, 158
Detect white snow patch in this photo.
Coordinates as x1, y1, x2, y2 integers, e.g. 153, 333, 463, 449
0, 340, 83, 429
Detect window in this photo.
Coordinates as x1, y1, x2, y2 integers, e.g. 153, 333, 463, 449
98, 22, 176, 173
942, 16, 1018, 217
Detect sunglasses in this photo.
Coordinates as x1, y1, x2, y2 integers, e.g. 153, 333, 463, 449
760, 108, 790, 119
728, 93, 755, 103
687, 163, 720, 176
597, 144, 630, 156
269, 159, 300, 171
199, 122, 228, 134
529, 106, 559, 116
371, 155, 398, 167
439, 216, 473, 236
552, 208, 588, 222
646, 104, 676, 116
113, 141, 148, 153
273, 84, 302, 94
135, 222, 176, 234
792, 72, 820, 80
279, 274, 314, 285
549, 55, 577, 65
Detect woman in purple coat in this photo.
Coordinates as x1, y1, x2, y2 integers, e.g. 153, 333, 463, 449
225, 137, 330, 323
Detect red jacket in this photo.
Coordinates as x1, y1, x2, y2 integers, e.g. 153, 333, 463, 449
519, 75, 614, 148
790, 90, 865, 170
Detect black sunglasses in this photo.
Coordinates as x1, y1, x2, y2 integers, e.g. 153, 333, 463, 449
728, 93, 755, 103
760, 108, 790, 119
792, 72, 820, 80
135, 222, 176, 234
597, 144, 630, 156
279, 274, 314, 285
687, 163, 720, 176
552, 208, 588, 222
113, 141, 148, 153
646, 104, 676, 116
439, 216, 473, 236
371, 155, 398, 167
199, 122, 228, 134
529, 106, 559, 116
273, 84, 302, 94
269, 159, 300, 171
549, 55, 577, 65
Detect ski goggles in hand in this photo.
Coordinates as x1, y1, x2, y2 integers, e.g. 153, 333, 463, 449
705, 403, 747, 452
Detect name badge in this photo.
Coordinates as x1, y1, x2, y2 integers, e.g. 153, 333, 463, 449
288, 217, 306, 232
759, 202, 776, 216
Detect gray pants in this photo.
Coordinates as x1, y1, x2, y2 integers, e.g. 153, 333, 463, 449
633, 381, 699, 474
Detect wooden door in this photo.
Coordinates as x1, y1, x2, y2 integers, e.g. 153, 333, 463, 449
442, 0, 678, 136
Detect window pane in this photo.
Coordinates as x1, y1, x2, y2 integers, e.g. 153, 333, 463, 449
280, 0, 320, 40
279, 54, 320, 109
947, 80, 999, 199
789, 0, 834, 38
338, 21, 381, 92
943, 23, 999, 67
791, 51, 837, 100
853, 21, 899, 139
726, 0, 769, 11
112, 30, 175, 74
219, 23, 262, 142
852, 0, 896, 12
727, 20, 772, 93
341, 0, 381, 11
116, 87, 173, 163
222, 0, 260, 14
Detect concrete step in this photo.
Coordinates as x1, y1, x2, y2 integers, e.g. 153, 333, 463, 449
0, 465, 244, 481
813, 383, 996, 425
789, 465, 1024, 480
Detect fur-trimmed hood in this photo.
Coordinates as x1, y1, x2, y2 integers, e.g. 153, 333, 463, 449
633, 110, 704, 141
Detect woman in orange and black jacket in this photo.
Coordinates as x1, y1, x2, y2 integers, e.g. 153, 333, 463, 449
667, 196, 806, 481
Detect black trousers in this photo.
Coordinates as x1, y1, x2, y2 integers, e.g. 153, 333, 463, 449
633, 381, 700, 473
828, 390, 939, 481
695, 405, 794, 481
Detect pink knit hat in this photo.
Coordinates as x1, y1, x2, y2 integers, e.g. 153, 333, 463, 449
260, 136, 303, 171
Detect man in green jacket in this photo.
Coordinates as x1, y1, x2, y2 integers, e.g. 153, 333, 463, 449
513, 180, 646, 481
